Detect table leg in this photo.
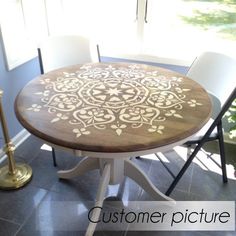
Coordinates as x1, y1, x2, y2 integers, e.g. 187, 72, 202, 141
57, 157, 100, 179
57, 157, 174, 234
124, 159, 175, 202
86, 163, 111, 236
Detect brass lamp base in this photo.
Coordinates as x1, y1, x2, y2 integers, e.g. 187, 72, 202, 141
0, 163, 32, 190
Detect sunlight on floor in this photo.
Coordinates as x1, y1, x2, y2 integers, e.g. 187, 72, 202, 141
156, 152, 170, 163
40, 143, 236, 180
40, 144, 52, 151
195, 150, 236, 180
140, 153, 170, 162
141, 145, 236, 181
107, 184, 120, 197
162, 146, 235, 180
139, 153, 158, 161
77, 203, 88, 215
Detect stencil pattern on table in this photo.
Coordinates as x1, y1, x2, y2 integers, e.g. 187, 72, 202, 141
27, 64, 202, 137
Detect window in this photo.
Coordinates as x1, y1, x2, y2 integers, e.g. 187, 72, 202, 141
142, 0, 236, 64
0, 0, 47, 70
1, 0, 235, 70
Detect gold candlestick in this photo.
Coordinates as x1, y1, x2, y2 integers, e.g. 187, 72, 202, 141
0, 89, 32, 189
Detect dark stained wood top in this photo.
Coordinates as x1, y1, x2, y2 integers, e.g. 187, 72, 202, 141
15, 63, 212, 153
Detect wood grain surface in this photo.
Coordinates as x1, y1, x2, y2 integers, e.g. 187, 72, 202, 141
15, 63, 212, 153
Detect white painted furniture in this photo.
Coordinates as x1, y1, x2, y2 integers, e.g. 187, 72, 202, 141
38, 34, 100, 74
38, 34, 100, 166
165, 52, 236, 195
15, 62, 212, 234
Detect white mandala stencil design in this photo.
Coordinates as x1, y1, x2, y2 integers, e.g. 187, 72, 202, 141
28, 64, 202, 138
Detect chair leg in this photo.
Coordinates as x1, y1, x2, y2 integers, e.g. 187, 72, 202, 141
166, 121, 228, 196
165, 138, 207, 196
165, 149, 196, 196
217, 121, 228, 183
52, 147, 57, 167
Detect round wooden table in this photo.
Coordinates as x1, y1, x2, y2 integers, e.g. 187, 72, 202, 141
15, 62, 212, 234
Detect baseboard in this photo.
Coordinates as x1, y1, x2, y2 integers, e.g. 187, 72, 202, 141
0, 129, 30, 163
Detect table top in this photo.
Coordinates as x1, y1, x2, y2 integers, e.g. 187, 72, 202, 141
15, 63, 212, 154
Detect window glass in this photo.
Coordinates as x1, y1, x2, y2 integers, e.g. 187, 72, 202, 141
143, 0, 236, 63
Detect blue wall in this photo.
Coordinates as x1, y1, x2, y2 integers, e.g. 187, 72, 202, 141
0, 35, 41, 145
0, 37, 188, 147
101, 57, 189, 75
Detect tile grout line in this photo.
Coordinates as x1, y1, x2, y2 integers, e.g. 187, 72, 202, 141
187, 162, 195, 194
14, 189, 50, 236
124, 158, 153, 234
0, 216, 21, 227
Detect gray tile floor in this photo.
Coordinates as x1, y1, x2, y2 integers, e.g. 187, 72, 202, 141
0, 135, 235, 236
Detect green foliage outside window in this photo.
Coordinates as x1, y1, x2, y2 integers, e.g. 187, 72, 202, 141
181, 0, 236, 40
181, 0, 236, 139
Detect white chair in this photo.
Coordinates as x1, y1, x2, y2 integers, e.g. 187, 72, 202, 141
165, 52, 236, 195
38, 34, 100, 74
37, 35, 101, 166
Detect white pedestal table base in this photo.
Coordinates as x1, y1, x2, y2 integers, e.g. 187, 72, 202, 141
58, 157, 174, 235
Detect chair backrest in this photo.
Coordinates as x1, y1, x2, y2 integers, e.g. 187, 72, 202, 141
38, 35, 100, 74
187, 52, 236, 108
